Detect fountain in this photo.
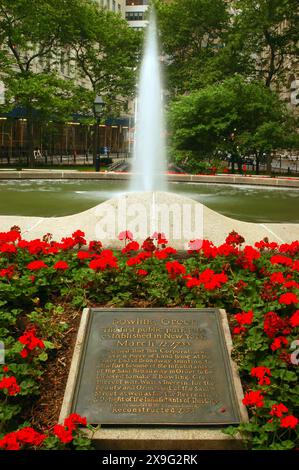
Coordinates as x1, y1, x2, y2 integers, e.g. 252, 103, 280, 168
129, 10, 167, 192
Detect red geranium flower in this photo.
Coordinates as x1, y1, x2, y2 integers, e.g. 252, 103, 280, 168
225, 231, 244, 246
155, 247, 177, 260
18, 327, 45, 358
270, 255, 293, 267
270, 272, 285, 284
89, 240, 103, 253
0, 432, 20, 450
53, 261, 69, 270
64, 413, 87, 431
89, 250, 118, 271
263, 312, 286, 338
242, 390, 265, 408
290, 310, 299, 328
279, 292, 298, 305
77, 250, 92, 260
27, 260, 48, 271
0, 266, 14, 279
251, 366, 271, 386
122, 241, 140, 254
137, 269, 148, 276
0, 376, 21, 396
16, 427, 47, 447
0, 243, 17, 254
280, 415, 298, 429
270, 336, 288, 352
53, 424, 73, 444
270, 403, 289, 418
235, 310, 254, 326
165, 261, 186, 278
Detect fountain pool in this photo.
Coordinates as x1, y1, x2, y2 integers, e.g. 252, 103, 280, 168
1, 179, 299, 223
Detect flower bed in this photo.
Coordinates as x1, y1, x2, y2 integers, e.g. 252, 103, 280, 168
0, 228, 298, 450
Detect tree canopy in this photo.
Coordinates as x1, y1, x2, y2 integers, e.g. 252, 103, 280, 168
168, 75, 298, 171
155, 0, 299, 94
0, 0, 140, 119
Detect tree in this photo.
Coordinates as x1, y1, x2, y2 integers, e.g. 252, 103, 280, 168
69, 2, 140, 116
168, 75, 298, 174
0, 0, 93, 165
229, 0, 299, 87
154, 0, 230, 94
0, 0, 140, 166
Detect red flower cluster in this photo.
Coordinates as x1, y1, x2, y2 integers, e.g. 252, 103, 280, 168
233, 310, 254, 334
240, 246, 261, 271
0, 427, 46, 450
152, 232, 168, 245
53, 413, 87, 444
0, 243, 17, 254
89, 250, 118, 271
137, 269, 148, 276
251, 366, 271, 386
290, 310, 299, 327
270, 403, 289, 418
263, 312, 289, 338
126, 251, 152, 266
0, 265, 14, 279
27, 260, 48, 271
53, 261, 69, 270
18, 327, 45, 358
165, 261, 186, 279
279, 292, 298, 305
122, 241, 140, 254
0, 376, 21, 396
271, 336, 288, 352
242, 390, 265, 408
280, 415, 298, 429
154, 247, 177, 260
184, 269, 228, 291
255, 240, 278, 251
225, 231, 245, 246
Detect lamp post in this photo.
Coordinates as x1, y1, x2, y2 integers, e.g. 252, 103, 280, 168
93, 95, 105, 171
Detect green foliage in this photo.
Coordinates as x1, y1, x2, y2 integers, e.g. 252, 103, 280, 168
231, 0, 299, 87
155, 0, 298, 93
168, 75, 298, 166
154, 0, 230, 94
0, 0, 141, 167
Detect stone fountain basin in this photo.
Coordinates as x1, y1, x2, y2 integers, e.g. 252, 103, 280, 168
0, 191, 298, 247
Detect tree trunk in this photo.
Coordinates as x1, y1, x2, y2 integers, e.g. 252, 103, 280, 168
256, 153, 260, 175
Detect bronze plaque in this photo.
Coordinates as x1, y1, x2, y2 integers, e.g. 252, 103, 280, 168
72, 308, 241, 425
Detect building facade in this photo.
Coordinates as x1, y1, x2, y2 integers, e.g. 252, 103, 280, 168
125, 1, 149, 30
97, 0, 126, 17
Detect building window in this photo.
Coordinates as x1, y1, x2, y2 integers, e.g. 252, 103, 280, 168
125, 11, 145, 21
112, 0, 116, 11
118, 3, 121, 13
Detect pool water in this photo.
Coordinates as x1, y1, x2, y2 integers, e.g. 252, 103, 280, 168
1, 179, 298, 223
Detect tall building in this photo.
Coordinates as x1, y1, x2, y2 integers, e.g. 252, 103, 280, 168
97, 0, 126, 17
125, 1, 149, 30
